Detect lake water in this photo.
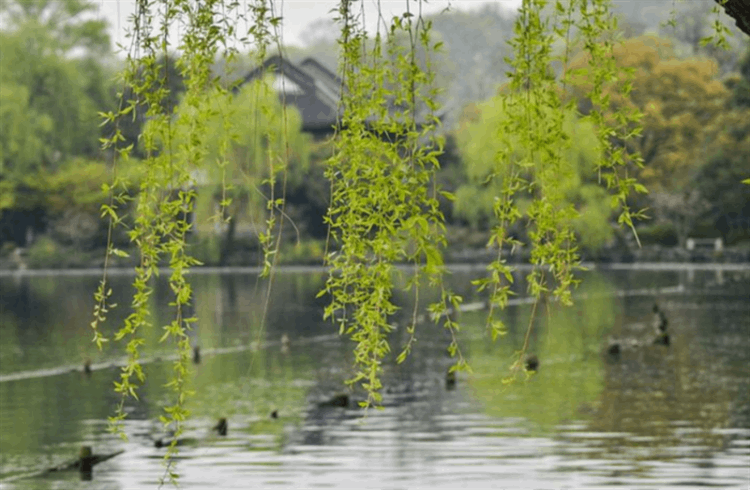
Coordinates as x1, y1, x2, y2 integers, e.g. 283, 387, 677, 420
1, 264, 749, 489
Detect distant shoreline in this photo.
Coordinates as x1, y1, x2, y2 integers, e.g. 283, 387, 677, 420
2, 261, 749, 278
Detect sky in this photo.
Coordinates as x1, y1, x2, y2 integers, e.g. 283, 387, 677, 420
92, 0, 523, 54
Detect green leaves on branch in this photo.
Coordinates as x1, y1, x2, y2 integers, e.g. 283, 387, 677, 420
93, 1, 259, 482
321, 6, 461, 407
463, 0, 648, 369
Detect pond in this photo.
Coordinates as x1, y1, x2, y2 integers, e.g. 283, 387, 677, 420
1, 264, 749, 489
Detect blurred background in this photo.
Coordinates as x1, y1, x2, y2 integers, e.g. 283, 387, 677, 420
1, 0, 749, 270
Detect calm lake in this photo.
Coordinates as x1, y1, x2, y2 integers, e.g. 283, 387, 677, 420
1, 264, 749, 489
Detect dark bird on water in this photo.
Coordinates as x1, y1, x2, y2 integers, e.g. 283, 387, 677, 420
651, 303, 670, 346
213, 417, 228, 436
445, 368, 457, 390
653, 332, 670, 346
319, 393, 350, 408
83, 359, 92, 375
607, 341, 621, 356
652, 303, 668, 333
270, 410, 278, 419
192, 345, 201, 364
524, 354, 539, 372
154, 437, 199, 448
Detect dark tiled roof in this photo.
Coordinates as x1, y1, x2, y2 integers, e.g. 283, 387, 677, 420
237, 55, 341, 133
237, 56, 450, 135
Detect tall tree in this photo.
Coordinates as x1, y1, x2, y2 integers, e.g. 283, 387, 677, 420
0, 0, 113, 244
153, 80, 311, 263
454, 96, 614, 251
565, 35, 732, 246
0, 0, 109, 56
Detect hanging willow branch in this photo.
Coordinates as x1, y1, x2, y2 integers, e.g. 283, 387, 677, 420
320, 0, 462, 408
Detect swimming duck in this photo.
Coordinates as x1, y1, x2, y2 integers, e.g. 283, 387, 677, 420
192, 345, 201, 364
524, 354, 539, 372
653, 332, 670, 346
607, 341, 621, 356
83, 359, 92, 375
319, 393, 350, 408
445, 368, 457, 390
213, 417, 228, 436
652, 304, 668, 333
154, 437, 200, 448
270, 410, 279, 419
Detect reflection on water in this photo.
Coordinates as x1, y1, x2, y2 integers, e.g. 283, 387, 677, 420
0, 266, 748, 489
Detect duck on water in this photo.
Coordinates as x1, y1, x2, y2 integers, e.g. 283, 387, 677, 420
607, 303, 671, 355
651, 303, 670, 345
524, 354, 539, 372
154, 417, 228, 448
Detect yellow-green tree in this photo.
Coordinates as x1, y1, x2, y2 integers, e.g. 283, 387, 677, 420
151, 80, 311, 264
568, 35, 727, 191
454, 97, 614, 251
566, 35, 733, 245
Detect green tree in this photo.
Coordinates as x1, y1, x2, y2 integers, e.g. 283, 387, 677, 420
157, 79, 311, 263
0, 82, 52, 181
454, 96, 614, 251
0, 0, 114, 243
0, 0, 110, 56
697, 110, 750, 242
565, 35, 735, 246
726, 42, 750, 109
0, 0, 111, 161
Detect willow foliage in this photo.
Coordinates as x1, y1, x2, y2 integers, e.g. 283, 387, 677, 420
87, 0, 735, 482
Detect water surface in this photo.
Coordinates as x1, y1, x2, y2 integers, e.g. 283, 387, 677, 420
1, 265, 748, 489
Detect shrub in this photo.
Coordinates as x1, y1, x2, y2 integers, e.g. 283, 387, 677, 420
26, 235, 65, 269
636, 223, 679, 246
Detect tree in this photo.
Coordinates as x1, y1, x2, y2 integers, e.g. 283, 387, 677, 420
0, 30, 103, 169
0, 0, 114, 246
157, 79, 311, 264
454, 96, 614, 251
726, 42, 750, 109
0, 0, 110, 57
564, 35, 734, 246
697, 109, 750, 242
